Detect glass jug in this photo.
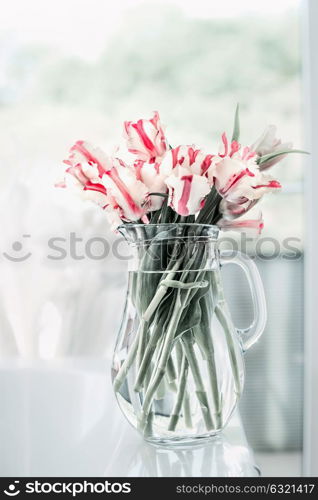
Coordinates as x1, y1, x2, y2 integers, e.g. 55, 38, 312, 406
112, 223, 266, 445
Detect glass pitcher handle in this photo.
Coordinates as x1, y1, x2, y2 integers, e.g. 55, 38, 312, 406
219, 250, 267, 352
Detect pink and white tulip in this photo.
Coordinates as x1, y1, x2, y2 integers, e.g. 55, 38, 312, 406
204, 132, 258, 187
219, 198, 258, 218
102, 160, 149, 222
160, 145, 214, 178
133, 160, 167, 211
210, 157, 256, 200
59, 140, 111, 207
218, 213, 264, 235
160, 145, 215, 215
65, 140, 112, 176
207, 132, 281, 218
60, 142, 150, 222
61, 171, 109, 208
251, 125, 293, 170
218, 132, 257, 163
212, 156, 281, 201
165, 166, 210, 216
124, 111, 168, 163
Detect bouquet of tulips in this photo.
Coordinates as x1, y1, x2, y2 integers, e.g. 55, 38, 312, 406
58, 107, 302, 231
58, 107, 304, 436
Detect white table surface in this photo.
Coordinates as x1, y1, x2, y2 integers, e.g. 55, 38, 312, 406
0, 359, 259, 477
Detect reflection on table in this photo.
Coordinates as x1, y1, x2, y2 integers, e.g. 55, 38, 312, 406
0, 359, 259, 477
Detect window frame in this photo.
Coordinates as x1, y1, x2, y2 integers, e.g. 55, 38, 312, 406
303, 0, 318, 477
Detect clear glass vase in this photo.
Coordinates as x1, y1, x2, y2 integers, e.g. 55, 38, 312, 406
112, 223, 266, 445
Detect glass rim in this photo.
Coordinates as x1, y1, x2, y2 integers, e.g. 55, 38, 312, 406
118, 222, 219, 231
118, 222, 220, 243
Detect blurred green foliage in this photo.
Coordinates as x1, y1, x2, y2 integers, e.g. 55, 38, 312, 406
0, 5, 303, 202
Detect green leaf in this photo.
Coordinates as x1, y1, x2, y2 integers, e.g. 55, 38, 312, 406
148, 192, 169, 198
175, 299, 202, 339
257, 149, 309, 165
196, 186, 222, 224
231, 103, 240, 143
150, 208, 161, 223
159, 197, 169, 222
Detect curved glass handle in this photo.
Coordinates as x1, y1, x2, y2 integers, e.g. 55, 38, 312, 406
219, 250, 267, 352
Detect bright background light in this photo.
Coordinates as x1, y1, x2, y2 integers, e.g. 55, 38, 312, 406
1, 1, 300, 60
0, 0, 304, 477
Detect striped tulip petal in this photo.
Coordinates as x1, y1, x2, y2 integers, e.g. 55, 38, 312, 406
124, 111, 168, 162
134, 160, 167, 211
218, 214, 264, 235
212, 157, 256, 197
102, 163, 149, 221
67, 140, 112, 177
165, 167, 210, 216
160, 145, 214, 178
62, 171, 109, 207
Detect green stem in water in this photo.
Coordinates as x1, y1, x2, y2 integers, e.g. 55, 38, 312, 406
138, 292, 184, 429
183, 389, 193, 428
138, 242, 208, 427
215, 303, 242, 396
192, 289, 222, 427
142, 269, 180, 323
114, 264, 179, 392
212, 267, 242, 396
136, 320, 148, 370
134, 246, 205, 392
113, 326, 140, 393
175, 341, 193, 428
181, 333, 215, 431
166, 355, 177, 384
134, 293, 174, 392
168, 354, 189, 431
154, 332, 176, 399
143, 411, 154, 439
